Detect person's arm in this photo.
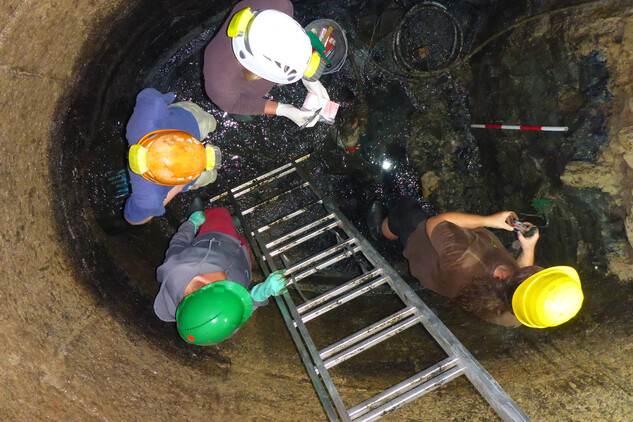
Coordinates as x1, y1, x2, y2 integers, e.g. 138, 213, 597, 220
125, 184, 186, 226
264, 100, 278, 115
426, 211, 516, 237
164, 218, 198, 261
250, 270, 288, 302
516, 225, 539, 267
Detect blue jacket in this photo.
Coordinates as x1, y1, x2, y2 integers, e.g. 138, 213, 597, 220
124, 88, 200, 223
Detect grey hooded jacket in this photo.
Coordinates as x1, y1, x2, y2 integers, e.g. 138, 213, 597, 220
153, 220, 266, 322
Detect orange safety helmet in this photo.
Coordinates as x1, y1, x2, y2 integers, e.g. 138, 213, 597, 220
128, 130, 219, 186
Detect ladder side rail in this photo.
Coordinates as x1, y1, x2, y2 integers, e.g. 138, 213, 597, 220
242, 207, 352, 420
277, 291, 352, 422
274, 295, 341, 422
227, 191, 345, 422
293, 165, 531, 422
324, 200, 531, 422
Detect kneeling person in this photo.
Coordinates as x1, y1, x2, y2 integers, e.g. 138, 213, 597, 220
124, 88, 221, 225
154, 207, 288, 345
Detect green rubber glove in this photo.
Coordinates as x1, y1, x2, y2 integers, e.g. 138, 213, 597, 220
188, 211, 206, 232
250, 270, 288, 302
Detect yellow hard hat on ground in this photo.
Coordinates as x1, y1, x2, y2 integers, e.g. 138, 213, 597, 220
128, 129, 220, 186
512, 266, 583, 328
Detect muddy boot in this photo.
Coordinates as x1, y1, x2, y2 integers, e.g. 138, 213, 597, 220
229, 114, 255, 123
367, 201, 386, 241
188, 196, 205, 215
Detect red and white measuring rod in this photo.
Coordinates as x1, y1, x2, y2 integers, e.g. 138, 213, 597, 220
471, 124, 568, 132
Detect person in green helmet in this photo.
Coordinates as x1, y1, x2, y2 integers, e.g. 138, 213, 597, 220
367, 198, 583, 328
153, 204, 288, 345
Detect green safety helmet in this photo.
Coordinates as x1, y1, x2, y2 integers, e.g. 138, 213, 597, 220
176, 281, 253, 345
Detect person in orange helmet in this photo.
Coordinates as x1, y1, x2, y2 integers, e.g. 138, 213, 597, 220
124, 88, 221, 225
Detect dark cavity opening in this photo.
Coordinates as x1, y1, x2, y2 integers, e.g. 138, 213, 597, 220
51, 0, 631, 359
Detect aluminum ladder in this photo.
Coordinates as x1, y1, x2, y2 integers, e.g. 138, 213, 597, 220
211, 155, 530, 422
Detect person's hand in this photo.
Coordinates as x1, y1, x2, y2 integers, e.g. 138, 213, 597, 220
249, 270, 289, 302
517, 222, 539, 249
265, 270, 289, 296
302, 79, 330, 108
275, 103, 320, 128
486, 211, 517, 231
188, 210, 206, 232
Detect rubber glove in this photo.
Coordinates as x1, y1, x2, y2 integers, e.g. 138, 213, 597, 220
302, 79, 330, 104
188, 211, 206, 232
276, 103, 319, 128
250, 270, 288, 302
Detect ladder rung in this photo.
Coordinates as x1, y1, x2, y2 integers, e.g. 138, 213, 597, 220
301, 275, 389, 323
270, 220, 340, 257
255, 199, 324, 234
286, 238, 357, 276
353, 365, 464, 422
297, 269, 383, 314
267, 213, 337, 249
323, 314, 422, 369
348, 357, 458, 419
234, 167, 297, 198
320, 307, 417, 361
291, 246, 363, 282
348, 356, 460, 419
229, 154, 310, 196
242, 182, 311, 215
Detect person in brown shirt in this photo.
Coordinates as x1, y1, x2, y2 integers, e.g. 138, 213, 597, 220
368, 199, 583, 328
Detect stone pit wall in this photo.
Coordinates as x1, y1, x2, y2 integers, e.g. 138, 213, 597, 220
560, 6, 633, 280
0, 2, 319, 420
1, 1, 632, 421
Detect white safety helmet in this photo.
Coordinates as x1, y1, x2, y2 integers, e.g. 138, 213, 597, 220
227, 7, 324, 84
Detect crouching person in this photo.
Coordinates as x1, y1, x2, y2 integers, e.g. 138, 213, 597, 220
124, 88, 221, 225
368, 198, 584, 328
153, 206, 288, 345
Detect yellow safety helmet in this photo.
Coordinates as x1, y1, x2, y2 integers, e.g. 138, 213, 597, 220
512, 266, 583, 328
128, 129, 220, 186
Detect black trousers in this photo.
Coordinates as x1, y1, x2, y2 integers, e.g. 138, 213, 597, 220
387, 198, 433, 247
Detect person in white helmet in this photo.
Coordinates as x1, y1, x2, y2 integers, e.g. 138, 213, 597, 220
204, 0, 330, 127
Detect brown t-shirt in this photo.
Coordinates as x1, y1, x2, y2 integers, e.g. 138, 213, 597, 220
203, 0, 294, 115
403, 220, 520, 326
